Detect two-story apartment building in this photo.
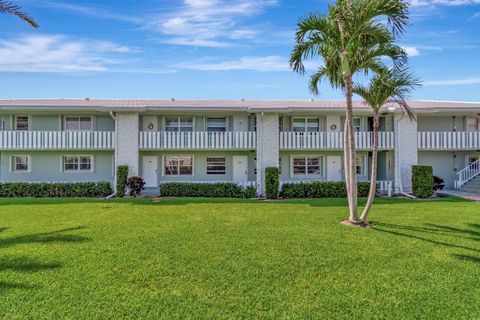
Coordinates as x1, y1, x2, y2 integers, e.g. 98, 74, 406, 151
0, 99, 479, 196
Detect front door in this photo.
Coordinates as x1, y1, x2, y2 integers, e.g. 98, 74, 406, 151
327, 156, 342, 181
233, 156, 248, 185
142, 156, 158, 187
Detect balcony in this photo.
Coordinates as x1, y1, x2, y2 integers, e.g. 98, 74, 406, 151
418, 132, 480, 150
0, 131, 115, 150
279, 132, 395, 150
139, 131, 256, 150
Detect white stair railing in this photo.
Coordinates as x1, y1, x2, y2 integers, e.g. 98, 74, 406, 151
455, 159, 480, 189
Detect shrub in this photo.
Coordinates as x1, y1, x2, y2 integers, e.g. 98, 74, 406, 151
116, 165, 128, 197
265, 167, 279, 199
412, 165, 434, 198
280, 181, 370, 198
244, 186, 257, 199
126, 176, 145, 197
0, 181, 112, 198
159, 182, 254, 198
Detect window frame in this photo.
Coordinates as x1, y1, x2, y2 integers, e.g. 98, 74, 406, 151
355, 154, 367, 176
292, 117, 321, 133
353, 117, 362, 132
164, 116, 194, 132
206, 157, 226, 175
163, 155, 194, 176
206, 117, 228, 132
62, 155, 94, 173
64, 116, 94, 132
290, 155, 324, 177
10, 155, 31, 173
14, 115, 30, 131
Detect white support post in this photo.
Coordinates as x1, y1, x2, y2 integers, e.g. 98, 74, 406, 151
394, 112, 418, 194
115, 113, 140, 177
255, 113, 279, 197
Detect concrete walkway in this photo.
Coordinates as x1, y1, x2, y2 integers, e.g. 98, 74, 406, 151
437, 189, 480, 201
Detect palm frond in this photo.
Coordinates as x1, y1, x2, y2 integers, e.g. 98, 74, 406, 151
0, 0, 38, 28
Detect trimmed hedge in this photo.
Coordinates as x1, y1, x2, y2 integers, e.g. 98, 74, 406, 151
0, 181, 112, 198
265, 167, 279, 199
159, 182, 256, 198
116, 165, 128, 197
412, 165, 434, 198
280, 181, 370, 198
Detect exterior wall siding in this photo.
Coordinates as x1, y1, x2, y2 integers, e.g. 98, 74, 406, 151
0, 151, 114, 182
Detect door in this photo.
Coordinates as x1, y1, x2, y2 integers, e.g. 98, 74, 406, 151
327, 156, 342, 181
233, 156, 248, 185
142, 156, 158, 187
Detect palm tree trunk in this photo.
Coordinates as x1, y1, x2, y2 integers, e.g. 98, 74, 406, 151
360, 113, 379, 223
344, 74, 359, 223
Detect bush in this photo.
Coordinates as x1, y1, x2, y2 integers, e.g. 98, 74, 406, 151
116, 165, 128, 197
159, 182, 255, 198
280, 181, 370, 198
412, 165, 434, 198
0, 181, 112, 198
126, 176, 145, 197
265, 167, 279, 199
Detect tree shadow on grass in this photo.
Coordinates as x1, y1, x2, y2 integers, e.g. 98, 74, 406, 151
0, 281, 38, 292
0, 256, 61, 272
372, 222, 480, 263
0, 226, 90, 248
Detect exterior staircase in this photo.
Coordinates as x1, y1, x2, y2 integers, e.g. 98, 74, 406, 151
459, 176, 480, 194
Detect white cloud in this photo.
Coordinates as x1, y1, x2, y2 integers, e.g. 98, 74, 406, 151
410, 0, 480, 6
403, 46, 421, 56
0, 34, 133, 73
471, 11, 480, 19
176, 55, 289, 72
424, 77, 480, 86
146, 0, 278, 47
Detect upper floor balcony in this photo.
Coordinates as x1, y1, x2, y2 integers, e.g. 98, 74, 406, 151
0, 131, 115, 150
417, 132, 480, 150
279, 132, 395, 150
139, 131, 256, 150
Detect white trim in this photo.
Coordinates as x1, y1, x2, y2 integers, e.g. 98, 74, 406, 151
162, 155, 195, 177
14, 115, 31, 131
289, 154, 325, 178
63, 115, 94, 132
10, 154, 31, 173
61, 155, 95, 173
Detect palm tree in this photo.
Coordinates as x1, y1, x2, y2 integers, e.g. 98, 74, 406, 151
354, 67, 420, 223
290, 0, 409, 224
0, 1, 38, 28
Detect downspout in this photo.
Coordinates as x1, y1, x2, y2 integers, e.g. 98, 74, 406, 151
105, 111, 117, 199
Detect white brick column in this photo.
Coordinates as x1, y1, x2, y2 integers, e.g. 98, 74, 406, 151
394, 112, 418, 193
256, 113, 279, 196
115, 113, 140, 177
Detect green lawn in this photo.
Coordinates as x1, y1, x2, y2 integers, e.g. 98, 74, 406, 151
1, 197, 479, 319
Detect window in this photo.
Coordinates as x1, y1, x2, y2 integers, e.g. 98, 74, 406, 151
353, 117, 361, 132
206, 157, 226, 175
279, 116, 283, 132
292, 118, 320, 132
207, 117, 227, 132
15, 116, 29, 131
65, 116, 93, 131
164, 156, 193, 176
356, 155, 366, 176
292, 156, 323, 176
165, 117, 193, 132
11, 155, 29, 172
63, 156, 93, 172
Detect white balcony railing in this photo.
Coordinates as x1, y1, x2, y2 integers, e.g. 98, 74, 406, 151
0, 131, 115, 150
139, 131, 256, 150
418, 132, 480, 150
279, 132, 395, 150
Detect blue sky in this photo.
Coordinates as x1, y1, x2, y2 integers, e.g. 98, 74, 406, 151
0, 0, 479, 100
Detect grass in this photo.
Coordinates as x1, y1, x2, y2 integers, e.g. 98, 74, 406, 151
0, 196, 479, 319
